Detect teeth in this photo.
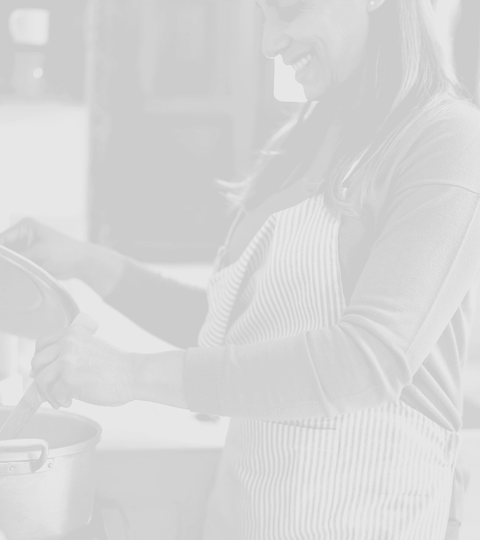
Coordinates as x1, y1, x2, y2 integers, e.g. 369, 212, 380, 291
292, 54, 313, 72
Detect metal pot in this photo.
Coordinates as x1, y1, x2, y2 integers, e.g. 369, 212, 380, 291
0, 407, 101, 540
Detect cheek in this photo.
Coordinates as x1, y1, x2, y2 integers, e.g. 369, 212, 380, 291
286, 12, 325, 44
288, 24, 327, 60
317, 22, 368, 76
342, 25, 369, 70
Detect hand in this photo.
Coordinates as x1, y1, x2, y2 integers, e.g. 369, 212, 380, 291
0, 218, 126, 297
0, 218, 89, 280
32, 314, 135, 408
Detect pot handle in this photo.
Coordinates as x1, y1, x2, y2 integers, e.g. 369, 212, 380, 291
0, 438, 49, 472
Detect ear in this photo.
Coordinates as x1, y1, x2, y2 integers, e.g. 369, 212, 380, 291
367, 0, 388, 13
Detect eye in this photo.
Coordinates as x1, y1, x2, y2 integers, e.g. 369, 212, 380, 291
256, 0, 307, 24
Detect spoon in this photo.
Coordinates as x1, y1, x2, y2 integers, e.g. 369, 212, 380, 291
0, 313, 99, 440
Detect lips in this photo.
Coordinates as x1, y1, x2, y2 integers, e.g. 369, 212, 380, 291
291, 53, 313, 73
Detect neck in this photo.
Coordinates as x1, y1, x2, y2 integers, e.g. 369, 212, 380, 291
307, 61, 368, 111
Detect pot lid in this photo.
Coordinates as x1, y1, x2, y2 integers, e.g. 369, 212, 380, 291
0, 245, 79, 339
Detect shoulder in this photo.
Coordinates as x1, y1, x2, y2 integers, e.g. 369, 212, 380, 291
418, 99, 480, 152
392, 98, 480, 195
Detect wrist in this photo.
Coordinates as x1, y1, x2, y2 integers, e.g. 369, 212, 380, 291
129, 350, 188, 409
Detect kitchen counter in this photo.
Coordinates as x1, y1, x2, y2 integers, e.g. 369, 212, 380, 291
67, 400, 229, 451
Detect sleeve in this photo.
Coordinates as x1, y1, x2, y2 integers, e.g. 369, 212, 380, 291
182, 105, 480, 419
103, 259, 208, 348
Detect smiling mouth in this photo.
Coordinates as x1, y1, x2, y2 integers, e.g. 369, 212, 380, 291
291, 54, 313, 73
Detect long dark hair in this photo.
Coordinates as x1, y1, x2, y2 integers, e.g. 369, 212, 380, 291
226, 0, 463, 216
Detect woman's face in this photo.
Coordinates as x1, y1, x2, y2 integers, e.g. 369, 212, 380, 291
257, 0, 375, 100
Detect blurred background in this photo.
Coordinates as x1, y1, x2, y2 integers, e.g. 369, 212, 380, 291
0, 0, 477, 261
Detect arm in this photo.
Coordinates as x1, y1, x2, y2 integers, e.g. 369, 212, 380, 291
29, 103, 480, 420
69, 183, 477, 415
180, 105, 480, 419
0, 219, 208, 349
103, 259, 208, 348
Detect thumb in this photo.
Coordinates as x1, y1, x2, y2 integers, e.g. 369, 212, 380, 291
0, 219, 37, 251
71, 313, 99, 335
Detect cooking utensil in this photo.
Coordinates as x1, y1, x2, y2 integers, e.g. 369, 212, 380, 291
0, 382, 43, 440
0, 313, 99, 441
0, 407, 102, 540
0, 244, 79, 339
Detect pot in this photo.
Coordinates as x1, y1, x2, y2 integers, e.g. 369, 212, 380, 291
0, 407, 101, 540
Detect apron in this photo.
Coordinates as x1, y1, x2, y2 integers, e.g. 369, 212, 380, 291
198, 194, 459, 540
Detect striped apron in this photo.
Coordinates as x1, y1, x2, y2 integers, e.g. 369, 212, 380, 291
198, 194, 458, 539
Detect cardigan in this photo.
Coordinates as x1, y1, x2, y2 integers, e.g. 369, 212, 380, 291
105, 99, 480, 433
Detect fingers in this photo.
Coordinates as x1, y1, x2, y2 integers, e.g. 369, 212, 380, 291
31, 342, 60, 377
31, 313, 99, 407
71, 313, 99, 335
0, 218, 38, 252
35, 329, 65, 355
34, 362, 62, 408
51, 380, 73, 408
32, 327, 89, 376
35, 313, 98, 357
34, 362, 74, 409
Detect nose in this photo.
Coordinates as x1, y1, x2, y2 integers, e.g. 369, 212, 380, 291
261, 19, 291, 59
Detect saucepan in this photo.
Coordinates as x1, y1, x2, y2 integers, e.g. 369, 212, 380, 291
0, 408, 102, 540
0, 245, 102, 539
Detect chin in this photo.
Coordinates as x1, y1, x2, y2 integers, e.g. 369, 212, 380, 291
300, 75, 330, 101
302, 84, 326, 102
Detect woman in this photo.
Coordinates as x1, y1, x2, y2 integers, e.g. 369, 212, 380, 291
2, 0, 480, 538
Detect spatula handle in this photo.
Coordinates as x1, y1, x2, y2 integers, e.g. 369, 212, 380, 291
0, 383, 44, 441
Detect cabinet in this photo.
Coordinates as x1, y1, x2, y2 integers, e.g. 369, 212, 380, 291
86, 0, 268, 262
0, 0, 87, 99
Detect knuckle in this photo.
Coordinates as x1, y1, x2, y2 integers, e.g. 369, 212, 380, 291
67, 325, 84, 338
36, 332, 59, 351
35, 337, 46, 351
58, 354, 72, 371
62, 335, 77, 350
62, 371, 75, 386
